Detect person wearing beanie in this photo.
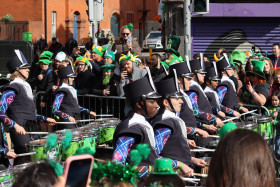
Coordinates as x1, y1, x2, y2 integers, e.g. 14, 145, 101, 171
151, 71, 207, 177
1, 50, 56, 165
91, 63, 120, 96
112, 69, 161, 178
74, 56, 96, 95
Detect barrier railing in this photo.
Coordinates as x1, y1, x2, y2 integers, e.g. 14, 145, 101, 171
34, 91, 126, 120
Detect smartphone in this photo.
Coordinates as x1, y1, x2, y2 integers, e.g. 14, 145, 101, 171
63, 154, 94, 187
127, 36, 132, 43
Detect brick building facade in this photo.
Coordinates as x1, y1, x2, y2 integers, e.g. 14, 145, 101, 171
0, 0, 160, 46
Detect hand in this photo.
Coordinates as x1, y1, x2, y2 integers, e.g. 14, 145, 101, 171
52, 85, 58, 92
191, 157, 207, 168
14, 124, 26, 135
246, 81, 254, 93
204, 124, 217, 132
103, 89, 110, 96
68, 116, 75, 122
38, 74, 43, 81
46, 118, 56, 126
240, 107, 249, 113
233, 111, 241, 118
53, 176, 66, 187
188, 140, 196, 148
215, 118, 224, 128
195, 128, 209, 138
273, 112, 278, 118
218, 111, 226, 119
121, 71, 128, 81
40, 102, 46, 108
6, 151, 17, 159
127, 40, 132, 49
89, 111, 96, 118
178, 161, 193, 177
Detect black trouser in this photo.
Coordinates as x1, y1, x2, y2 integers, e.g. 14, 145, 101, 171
10, 120, 40, 165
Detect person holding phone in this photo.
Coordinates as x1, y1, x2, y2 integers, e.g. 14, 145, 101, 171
112, 70, 161, 177
0, 50, 56, 165
52, 65, 96, 130
112, 23, 141, 63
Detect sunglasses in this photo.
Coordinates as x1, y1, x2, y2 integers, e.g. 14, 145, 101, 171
77, 64, 85, 66
122, 33, 130, 36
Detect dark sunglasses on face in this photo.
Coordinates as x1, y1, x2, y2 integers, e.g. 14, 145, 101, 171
122, 33, 130, 36
77, 64, 85, 66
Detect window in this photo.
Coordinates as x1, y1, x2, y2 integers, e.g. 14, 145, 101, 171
127, 13, 134, 23
51, 11, 56, 37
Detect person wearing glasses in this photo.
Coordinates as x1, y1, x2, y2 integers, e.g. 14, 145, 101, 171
112, 23, 141, 63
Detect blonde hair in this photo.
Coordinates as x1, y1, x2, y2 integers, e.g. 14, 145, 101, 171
9, 71, 19, 81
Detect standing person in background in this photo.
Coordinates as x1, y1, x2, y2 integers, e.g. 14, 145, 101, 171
36, 34, 48, 53
52, 52, 67, 92
106, 31, 115, 45
262, 57, 274, 85
65, 33, 77, 56
148, 53, 166, 82
91, 45, 108, 78
48, 37, 63, 58
269, 43, 280, 69
112, 23, 141, 63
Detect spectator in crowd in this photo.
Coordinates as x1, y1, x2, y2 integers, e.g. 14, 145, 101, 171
92, 63, 120, 96
117, 52, 147, 97
106, 31, 115, 45
137, 57, 147, 69
215, 48, 227, 60
103, 50, 120, 75
48, 37, 64, 58
242, 60, 270, 106
52, 51, 67, 92
91, 45, 107, 78
206, 129, 276, 187
269, 43, 280, 69
148, 53, 166, 82
95, 28, 105, 38
28, 51, 54, 108
74, 56, 96, 95
71, 46, 80, 62
36, 34, 48, 53
112, 23, 141, 63
262, 57, 274, 85
270, 69, 280, 98
65, 32, 78, 56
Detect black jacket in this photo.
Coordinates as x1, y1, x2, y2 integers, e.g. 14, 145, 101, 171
91, 74, 120, 96
75, 70, 96, 95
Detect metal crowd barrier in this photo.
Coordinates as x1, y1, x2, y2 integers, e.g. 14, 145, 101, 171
34, 91, 126, 120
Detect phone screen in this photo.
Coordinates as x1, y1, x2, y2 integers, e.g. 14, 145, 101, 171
127, 36, 132, 42
66, 158, 92, 187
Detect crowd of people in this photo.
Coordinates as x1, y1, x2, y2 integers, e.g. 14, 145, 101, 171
0, 22, 279, 186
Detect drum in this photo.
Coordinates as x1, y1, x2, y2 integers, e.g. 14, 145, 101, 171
81, 132, 97, 153
235, 121, 258, 132
80, 125, 100, 144
99, 124, 116, 144
28, 139, 47, 161
61, 136, 81, 161
46, 139, 62, 162
208, 139, 219, 148
256, 116, 272, 140
0, 170, 13, 187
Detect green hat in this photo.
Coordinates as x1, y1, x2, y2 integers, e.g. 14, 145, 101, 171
92, 45, 108, 56
219, 122, 237, 139
36, 59, 52, 65
104, 51, 115, 61
152, 158, 176, 175
100, 63, 116, 72
123, 23, 133, 31
165, 35, 180, 57
39, 51, 53, 60
246, 60, 266, 80
231, 50, 246, 65
161, 54, 181, 68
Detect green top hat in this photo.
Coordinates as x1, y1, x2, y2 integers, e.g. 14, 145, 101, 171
165, 35, 180, 57
152, 158, 176, 175
40, 51, 53, 60
231, 50, 246, 65
246, 60, 266, 80
36, 59, 52, 65
219, 122, 237, 140
104, 51, 115, 61
100, 63, 116, 72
